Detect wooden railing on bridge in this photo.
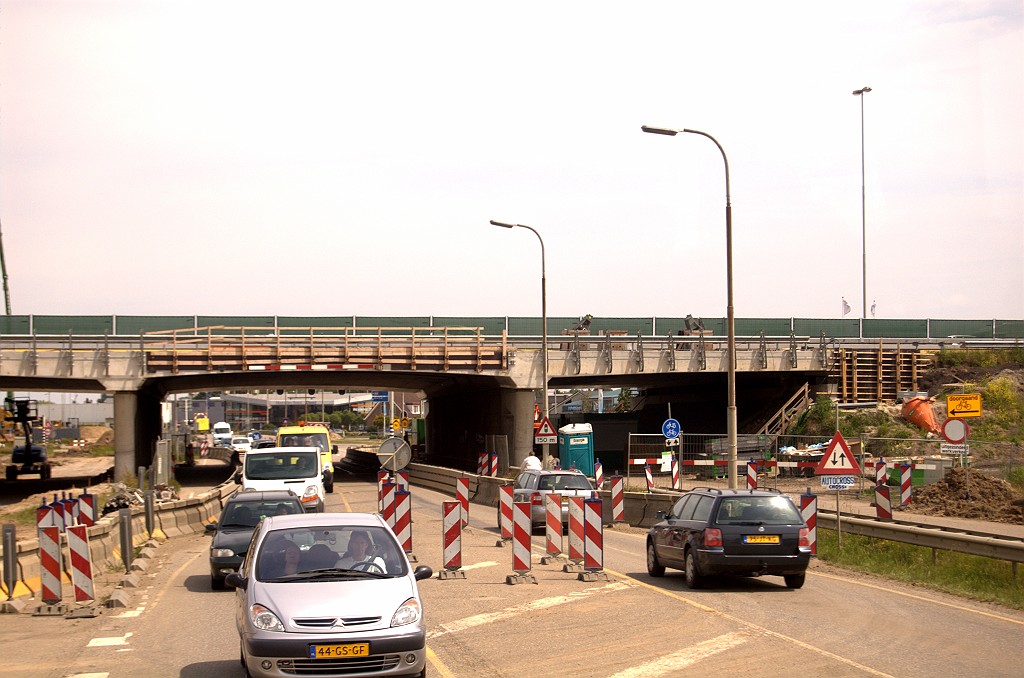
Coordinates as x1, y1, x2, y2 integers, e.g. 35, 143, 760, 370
142, 326, 509, 374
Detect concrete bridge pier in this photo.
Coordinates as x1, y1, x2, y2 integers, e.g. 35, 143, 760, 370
113, 392, 137, 482
501, 389, 537, 470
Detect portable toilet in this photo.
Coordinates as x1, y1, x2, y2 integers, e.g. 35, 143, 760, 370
558, 423, 594, 476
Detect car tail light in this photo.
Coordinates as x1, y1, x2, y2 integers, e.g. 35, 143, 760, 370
531, 493, 543, 505
703, 528, 723, 547
798, 527, 810, 547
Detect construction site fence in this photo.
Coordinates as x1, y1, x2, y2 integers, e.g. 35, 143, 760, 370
626, 433, 1023, 487
0, 314, 1021, 340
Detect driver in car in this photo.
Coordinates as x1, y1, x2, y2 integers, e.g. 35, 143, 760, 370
337, 530, 387, 573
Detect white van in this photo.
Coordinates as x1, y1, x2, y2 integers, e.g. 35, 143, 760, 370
237, 447, 325, 513
212, 421, 233, 445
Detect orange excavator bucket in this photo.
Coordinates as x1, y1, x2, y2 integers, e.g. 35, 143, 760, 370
901, 397, 940, 434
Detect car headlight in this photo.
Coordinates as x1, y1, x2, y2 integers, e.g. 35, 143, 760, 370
391, 598, 421, 627
211, 548, 234, 558
251, 604, 284, 632
303, 485, 319, 499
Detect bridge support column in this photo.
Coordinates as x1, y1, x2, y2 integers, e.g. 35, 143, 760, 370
502, 389, 537, 469
112, 392, 137, 482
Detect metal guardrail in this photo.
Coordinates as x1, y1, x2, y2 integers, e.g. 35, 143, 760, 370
816, 511, 1024, 564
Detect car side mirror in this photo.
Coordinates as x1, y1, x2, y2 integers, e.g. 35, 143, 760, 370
413, 565, 433, 581
655, 511, 666, 521
204, 522, 218, 533
225, 572, 247, 590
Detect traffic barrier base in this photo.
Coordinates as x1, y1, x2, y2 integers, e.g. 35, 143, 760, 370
505, 571, 538, 584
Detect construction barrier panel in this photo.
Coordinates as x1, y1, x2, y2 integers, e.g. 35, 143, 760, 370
900, 464, 913, 506
671, 456, 679, 490
875, 485, 892, 521
875, 460, 888, 486
582, 497, 606, 579
394, 490, 413, 557
381, 482, 397, 528
456, 477, 469, 527
38, 526, 62, 605
610, 476, 625, 522
800, 491, 817, 556
438, 500, 464, 579
566, 496, 585, 570
746, 461, 758, 490
545, 493, 563, 559
644, 464, 654, 492
78, 492, 96, 528
498, 485, 513, 541
396, 470, 410, 493
510, 500, 533, 579
66, 525, 95, 603
377, 470, 390, 512
594, 459, 604, 489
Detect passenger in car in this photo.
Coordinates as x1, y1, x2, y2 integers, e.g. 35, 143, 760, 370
338, 530, 387, 572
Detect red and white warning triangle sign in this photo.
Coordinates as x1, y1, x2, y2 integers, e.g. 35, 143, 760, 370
535, 417, 556, 438
815, 431, 862, 475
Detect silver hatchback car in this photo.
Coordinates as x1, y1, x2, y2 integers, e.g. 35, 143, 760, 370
226, 512, 433, 678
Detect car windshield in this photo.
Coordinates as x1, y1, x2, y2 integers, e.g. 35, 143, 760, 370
715, 496, 802, 525
279, 432, 329, 451
244, 452, 319, 480
255, 525, 404, 580
537, 474, 592, 491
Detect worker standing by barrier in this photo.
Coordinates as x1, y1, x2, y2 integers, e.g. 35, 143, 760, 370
438, 500, 465, 580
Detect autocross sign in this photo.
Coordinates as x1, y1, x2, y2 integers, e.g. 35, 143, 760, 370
821, 475, 856, 491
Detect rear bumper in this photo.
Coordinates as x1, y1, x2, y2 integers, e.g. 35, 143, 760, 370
697, 548, 811, 576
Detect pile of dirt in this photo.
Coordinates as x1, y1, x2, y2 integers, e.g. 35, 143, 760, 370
909, 467, 1024, 524
80, 426, 114, 445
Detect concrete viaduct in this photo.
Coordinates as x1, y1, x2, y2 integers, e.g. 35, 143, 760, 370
0, 327, 937, 479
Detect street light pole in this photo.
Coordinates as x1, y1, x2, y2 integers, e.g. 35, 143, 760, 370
490, 219, 550, 466
641, 125, 738, 489
853, 86, 872, 319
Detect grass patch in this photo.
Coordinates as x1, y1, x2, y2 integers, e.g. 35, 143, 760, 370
816, 528, 1024, 609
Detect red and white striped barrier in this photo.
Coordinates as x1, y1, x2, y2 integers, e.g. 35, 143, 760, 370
498, 485, 513, 541
543, 493, 563, 561
800, 491, 817, 556
438, 500, 465, 579
580, 498, 610, 581
506, 500, 537, 584
875, 459, 888, 486
456, 477, 470, 527
377, 470, 390, 512
594, 459, 604, 489
874, 485, 892, 521
564, 496, 586, 572
36, 499, 56, 530
746, 461, 758, 490
49, 496, 66, 532
199, 440, 209, 457
671, 456, 679, 490
477, 452, 488, 476
77, 492, 96, 528
397, 470, 410, 493
381, 482, 397, 528
644, 463, 654, 492
38, 526, 63, 605
70, 439, 88, 448
900, 464, 913, 506
67, 525, 95, 603
61, 494, 79, 527
490, 453, 499, 477
394, 490, 414, 558
610, 476, 624, 522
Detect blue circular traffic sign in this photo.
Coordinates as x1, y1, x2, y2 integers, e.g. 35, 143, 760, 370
662, 418, 681, 439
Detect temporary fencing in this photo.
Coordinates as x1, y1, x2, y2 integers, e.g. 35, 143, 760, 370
438, 500, 465, 580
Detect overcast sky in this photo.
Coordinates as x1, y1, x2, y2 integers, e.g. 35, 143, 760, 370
1, 1, 1021, 322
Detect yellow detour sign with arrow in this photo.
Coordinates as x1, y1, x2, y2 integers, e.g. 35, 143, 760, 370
946, 393, 982, 418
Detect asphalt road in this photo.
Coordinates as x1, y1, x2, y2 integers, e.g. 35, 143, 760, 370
2, 473, 1023, 678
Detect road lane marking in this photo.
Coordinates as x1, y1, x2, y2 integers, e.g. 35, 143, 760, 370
608, 631, 749, 677
150, 549, 205, 612
604, 568, 895, 677
426, 646, 456, 678
460, 561, 499, 571
427, 581, 630, 639
87, 633, 132, 647
811, 571, 1024, 626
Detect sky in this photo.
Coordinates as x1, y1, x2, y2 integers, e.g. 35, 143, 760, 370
1, 1, 1021, 322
